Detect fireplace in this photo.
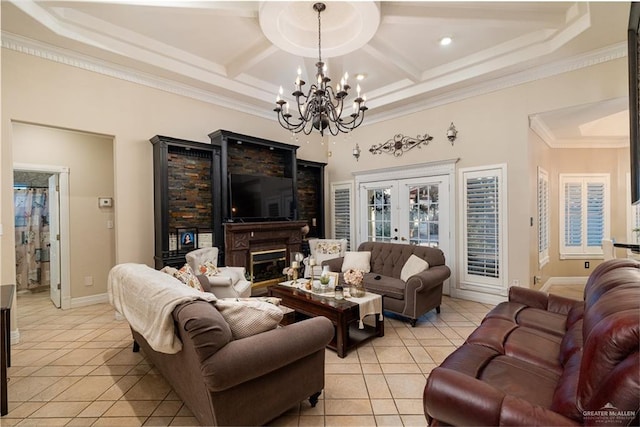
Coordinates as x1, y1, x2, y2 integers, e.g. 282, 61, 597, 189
250, 249, 286, 288
223, 221, 307, 286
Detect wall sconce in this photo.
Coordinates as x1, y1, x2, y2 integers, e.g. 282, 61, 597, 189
446, 122, 458, 144
353, 143, 361, 161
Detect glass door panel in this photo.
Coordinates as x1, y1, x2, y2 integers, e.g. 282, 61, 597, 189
407, 183, 440, 247
360, 182, 398, 243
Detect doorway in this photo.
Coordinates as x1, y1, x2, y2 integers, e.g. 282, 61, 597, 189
13, 165, 71, 309
354, 160, 457, 294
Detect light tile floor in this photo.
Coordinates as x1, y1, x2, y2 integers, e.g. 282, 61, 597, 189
4, 291, 495, 427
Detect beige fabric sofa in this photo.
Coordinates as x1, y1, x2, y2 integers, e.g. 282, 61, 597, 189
324, 242, 451, 326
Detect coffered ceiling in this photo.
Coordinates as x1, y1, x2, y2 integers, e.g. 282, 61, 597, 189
0, 1, 631, 146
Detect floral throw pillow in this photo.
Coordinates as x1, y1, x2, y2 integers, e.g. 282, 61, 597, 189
198, 261, 220, 277
173, 264, 204, 292
315, 241, 342, 255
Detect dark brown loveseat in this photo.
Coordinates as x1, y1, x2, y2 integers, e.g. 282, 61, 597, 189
324, 242, 451, 326
423, 259, 640, 426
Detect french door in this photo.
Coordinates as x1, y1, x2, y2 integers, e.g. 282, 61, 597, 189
358, 176, 450, 292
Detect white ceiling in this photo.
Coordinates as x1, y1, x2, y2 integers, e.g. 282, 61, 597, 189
0, 1, 631, 147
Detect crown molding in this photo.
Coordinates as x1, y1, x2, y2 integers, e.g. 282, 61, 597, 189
1, 32, 275, 122
1, 32, 627, 128
365, 41, 628, 126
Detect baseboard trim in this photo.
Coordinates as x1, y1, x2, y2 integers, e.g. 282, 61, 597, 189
452, 288, 508, 305
70, 293, 109, 308
540, 276, 589, 292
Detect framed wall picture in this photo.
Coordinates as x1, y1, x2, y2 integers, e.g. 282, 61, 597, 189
178, 228, 197, 251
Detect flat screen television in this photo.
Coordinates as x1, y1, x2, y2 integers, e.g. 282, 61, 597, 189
228, 173, 294, 220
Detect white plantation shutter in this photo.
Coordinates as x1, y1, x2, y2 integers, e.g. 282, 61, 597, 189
538, 167, 550, 268
331, 182, 353, 250
460, 165, 507, 291
560, 174, 610, 258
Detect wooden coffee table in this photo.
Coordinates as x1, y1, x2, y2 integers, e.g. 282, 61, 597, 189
268, 284, 384, 358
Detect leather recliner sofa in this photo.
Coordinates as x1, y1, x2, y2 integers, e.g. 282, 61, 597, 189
423, 259, 640, 426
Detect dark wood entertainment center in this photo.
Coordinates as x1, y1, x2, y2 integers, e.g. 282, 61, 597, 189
151, 130, 326, 273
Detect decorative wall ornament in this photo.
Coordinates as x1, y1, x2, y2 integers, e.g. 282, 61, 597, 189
369, 133, 433, 157
446, 122, 458, 144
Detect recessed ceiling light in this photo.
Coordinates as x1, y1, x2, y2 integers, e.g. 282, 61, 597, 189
356, 73, 367, 81
440, 36, 452, 46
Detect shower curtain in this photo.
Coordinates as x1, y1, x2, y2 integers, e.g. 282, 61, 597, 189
14, 188, 50, 290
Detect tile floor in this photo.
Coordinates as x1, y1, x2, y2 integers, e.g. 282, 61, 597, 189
3, 291, 495, 426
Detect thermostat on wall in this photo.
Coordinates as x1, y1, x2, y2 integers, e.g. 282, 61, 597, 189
98, 197, 113, 208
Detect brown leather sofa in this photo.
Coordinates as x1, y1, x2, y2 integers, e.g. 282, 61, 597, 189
131, 299, 334, 426
323, 242, 451, 326
423, 259, 640, 426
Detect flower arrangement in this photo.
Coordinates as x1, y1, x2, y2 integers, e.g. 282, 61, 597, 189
344, 268, 364, 286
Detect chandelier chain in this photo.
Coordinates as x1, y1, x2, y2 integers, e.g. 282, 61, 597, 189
317, 5, 322, 64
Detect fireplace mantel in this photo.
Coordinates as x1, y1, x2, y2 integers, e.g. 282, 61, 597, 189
224, 221, 307, 286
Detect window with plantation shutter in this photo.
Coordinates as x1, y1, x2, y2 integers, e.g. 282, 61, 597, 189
331, 182, 353, 250
559, 174, 610, 259
538, 167, 550, 268
460, 165, 507, 291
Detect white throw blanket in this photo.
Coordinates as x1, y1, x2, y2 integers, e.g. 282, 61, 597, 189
108, 263, 217, 354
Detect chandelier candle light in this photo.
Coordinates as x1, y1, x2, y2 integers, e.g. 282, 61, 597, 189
274, 2, 368, 136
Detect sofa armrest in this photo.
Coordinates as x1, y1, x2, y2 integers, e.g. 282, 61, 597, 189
424, 368, 579, 426
199, 316, 334, 391
424, 367, 504, 426
322, 257, 344, 272
407, 265, 451, 293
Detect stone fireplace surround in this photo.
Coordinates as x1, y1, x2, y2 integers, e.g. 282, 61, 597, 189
224, 220, 307, 288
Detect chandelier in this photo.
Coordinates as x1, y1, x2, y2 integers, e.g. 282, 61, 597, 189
274, 2, 368, 137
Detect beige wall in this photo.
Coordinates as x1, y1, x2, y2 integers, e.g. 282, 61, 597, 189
325, 58, 627, 295
0, 47, 629, 313
12, 122, 115, 299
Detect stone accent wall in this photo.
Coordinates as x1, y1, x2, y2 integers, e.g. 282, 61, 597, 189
297, 166, 320, 228
167, 147, 212, 231
227, 143, 287, 177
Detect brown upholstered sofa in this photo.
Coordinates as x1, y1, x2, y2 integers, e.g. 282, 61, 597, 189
324, 241, 451, 326
423, 259, 640, 426
132, 300, 333, 426
109, 263, 335, 426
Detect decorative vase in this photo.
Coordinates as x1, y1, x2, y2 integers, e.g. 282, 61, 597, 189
349, 283, 366, 298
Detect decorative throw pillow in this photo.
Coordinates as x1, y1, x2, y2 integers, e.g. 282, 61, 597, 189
341, 251, 372, 273
214, 299, 284, 339
315, 241, 343, 255
173, 264, 204, 292
400, 254, 430, 282
198, 260, 220, 277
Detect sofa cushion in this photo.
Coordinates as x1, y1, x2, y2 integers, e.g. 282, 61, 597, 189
214, 299, 284, 339
341, 251, 372, 273
162, 264, 204, 292
400, 254, 429, 281
479, 355, 560, 409
363, 273, 405, 300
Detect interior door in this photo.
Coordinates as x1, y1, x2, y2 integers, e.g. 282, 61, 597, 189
48, 174, 61, 308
